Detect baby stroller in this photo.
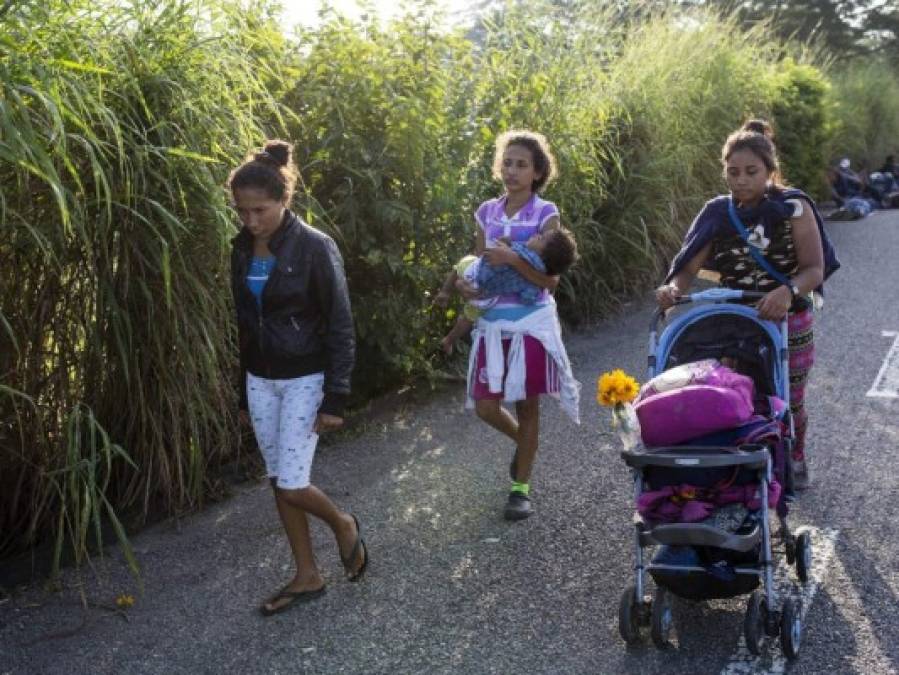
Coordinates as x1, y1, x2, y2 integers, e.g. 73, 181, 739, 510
617, 288, 812, 659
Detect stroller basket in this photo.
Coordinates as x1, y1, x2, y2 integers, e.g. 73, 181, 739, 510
639, 522, 760, 551
624, 445, 768, 552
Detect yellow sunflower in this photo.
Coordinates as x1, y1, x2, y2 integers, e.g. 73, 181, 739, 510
596, 369, 640, 407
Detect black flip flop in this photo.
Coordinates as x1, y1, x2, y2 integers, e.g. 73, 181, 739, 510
341, 514, 369, 582
259, 585, 326, 617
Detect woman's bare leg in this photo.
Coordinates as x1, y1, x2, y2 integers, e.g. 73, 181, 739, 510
476, 397, 540, 519
274, 485, 323, 584
263, 482, 365, 612
474, 398, 519, 440
512, 397, 539, 482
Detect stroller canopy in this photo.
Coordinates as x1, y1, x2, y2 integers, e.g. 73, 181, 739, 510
654, 304, 786, 401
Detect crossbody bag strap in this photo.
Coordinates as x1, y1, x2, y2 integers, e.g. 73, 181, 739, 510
726, 198, 790, 286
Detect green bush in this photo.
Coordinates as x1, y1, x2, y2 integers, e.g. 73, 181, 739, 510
283, 12, 477, 391
767, 59, 832, 199
588, 10, 785, 314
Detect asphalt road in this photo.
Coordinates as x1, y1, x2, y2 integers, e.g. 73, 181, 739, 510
2, 210, 898, 675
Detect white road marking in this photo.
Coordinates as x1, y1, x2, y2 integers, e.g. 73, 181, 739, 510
866, 331, 899, 398
825, 537, 896, 674
720, 527, 839, 675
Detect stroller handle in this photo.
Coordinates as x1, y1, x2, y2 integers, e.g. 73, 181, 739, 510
651, 288, 767, 332
688, 288, 765, 303
621, 445, 770, 471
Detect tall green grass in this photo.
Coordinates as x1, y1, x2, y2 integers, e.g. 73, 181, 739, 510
0, 0, 293, 565
283, 3, 832, 333
580, 10, 786, 314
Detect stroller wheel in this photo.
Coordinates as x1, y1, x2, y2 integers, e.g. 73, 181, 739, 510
780, 598, 802, 659
650, 587, 673, 648
744, 590, 766, 655
795, 531, 812, 583
618, 585, 643, 644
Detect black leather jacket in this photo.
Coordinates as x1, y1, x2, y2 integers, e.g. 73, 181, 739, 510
231, 211, 355, 417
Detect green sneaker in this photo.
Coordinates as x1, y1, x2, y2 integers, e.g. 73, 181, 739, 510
504, 492, 533, 521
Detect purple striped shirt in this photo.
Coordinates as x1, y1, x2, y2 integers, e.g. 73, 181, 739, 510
475, 193, 560, 248
474, 193, 559, 310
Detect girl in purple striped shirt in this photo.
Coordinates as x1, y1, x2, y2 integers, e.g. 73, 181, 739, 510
459, 130, 581, 521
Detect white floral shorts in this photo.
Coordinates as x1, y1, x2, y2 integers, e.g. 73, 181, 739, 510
246, 371, 324, 489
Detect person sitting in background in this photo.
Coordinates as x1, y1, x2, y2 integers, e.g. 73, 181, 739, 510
829, 158, 863, 206
866, 170, 899, 207
828, 158, 877, 219
867, 154, 899, 208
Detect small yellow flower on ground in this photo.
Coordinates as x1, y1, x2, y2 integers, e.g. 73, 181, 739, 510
116, 593, 135, 608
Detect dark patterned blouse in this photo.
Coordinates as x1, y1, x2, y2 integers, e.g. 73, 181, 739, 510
711, 216, 810, 312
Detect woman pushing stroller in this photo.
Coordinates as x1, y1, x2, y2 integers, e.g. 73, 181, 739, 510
656, 119, 838, 489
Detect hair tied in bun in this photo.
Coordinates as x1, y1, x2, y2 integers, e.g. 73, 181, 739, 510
741, 118, 774, 140
261, 141, 290, 167
229, 139, 298, 202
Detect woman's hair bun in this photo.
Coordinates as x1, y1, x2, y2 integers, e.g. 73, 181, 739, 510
230, 139, 298, 202
741, 118, 774, 140
256, 140, 292, 167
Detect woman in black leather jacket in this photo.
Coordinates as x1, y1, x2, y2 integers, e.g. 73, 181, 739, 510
229, 140, 367, 616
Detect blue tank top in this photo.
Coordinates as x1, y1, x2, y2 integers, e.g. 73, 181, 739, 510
246, 256, 275, 309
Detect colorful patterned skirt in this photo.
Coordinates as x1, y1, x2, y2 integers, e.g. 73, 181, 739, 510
787, 309, 815, 461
